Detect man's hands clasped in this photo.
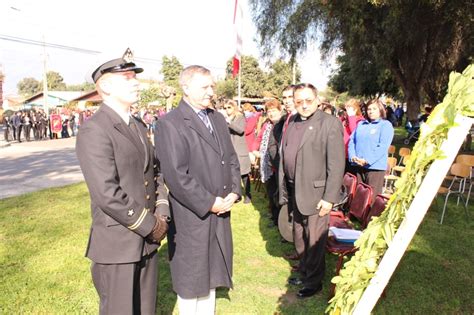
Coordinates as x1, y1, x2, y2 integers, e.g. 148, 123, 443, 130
211, 193, 239, 216
147, 214, 169, 243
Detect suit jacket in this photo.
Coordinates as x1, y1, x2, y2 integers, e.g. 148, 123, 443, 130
279, 110, 345, 216
228, 115, 251, 175
154, 100, 241, 299
76, 104, 169, 264
267, 116, 285, 170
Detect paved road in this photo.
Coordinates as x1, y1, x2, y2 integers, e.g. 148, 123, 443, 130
0, 137, 84, 199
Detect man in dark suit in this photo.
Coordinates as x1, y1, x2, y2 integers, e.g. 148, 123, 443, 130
279, 83, 345, 298
12, 111, 22, 142
76, 48, 170, 315
154, 65, 241, 314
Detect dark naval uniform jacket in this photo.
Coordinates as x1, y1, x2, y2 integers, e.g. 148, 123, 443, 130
154, 100, 241, 299
76, 104, 169, 264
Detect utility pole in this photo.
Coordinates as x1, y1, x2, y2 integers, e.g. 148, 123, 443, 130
292, 62, 296, 85
0, 64, 4, 110
42, 36, 49, 115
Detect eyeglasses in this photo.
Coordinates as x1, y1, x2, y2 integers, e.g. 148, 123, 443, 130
294, 99, 316, 106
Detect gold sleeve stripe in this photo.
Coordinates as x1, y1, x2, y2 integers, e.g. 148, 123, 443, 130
155, 199, 169, 206
128, 208, 148, 230
163, 184, 169, 193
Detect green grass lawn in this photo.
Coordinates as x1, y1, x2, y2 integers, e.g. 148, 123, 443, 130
0, 182, 473, 314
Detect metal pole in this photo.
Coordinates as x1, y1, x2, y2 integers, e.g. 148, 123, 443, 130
292, 62, 296, 85
238, 60, 241, 107
42, 35, 49, 115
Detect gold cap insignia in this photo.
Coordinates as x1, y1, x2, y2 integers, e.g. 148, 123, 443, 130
123, 48, 134, 63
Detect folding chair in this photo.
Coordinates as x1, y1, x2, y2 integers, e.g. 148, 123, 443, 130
437, 163, 471, 224
456, 154, 474, 206
365, 194, 390, 227
327, 182, 373, 297
397, 147, 411, 166
330, 182, 373, 229
388, 145, 396, 157
342, 172, 357, 211
392, 154, 410, 175
384, 157, 399, 195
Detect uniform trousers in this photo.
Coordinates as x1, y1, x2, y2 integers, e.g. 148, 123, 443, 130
91, 251, 158, 315
288, 182, 329, 289
177, 289, 216, 315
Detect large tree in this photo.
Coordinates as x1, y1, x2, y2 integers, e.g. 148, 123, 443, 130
225, 55, 266, 98
328, 53, 400, 98
66, 82, 95, 92
250, 0, 473, 121
43, 71, 66, 90
160, 56, 183, 90
223, 55, 299, 99
264, 59, 301, 98
17, 77, 41, 97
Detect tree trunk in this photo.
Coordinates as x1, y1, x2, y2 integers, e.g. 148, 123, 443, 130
404, 85, 422, 123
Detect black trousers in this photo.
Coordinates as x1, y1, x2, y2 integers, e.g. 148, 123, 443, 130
91, 251, 158, 315
23, 125, 31, 141
288, 182, 328, 289
15, 126, 22, 142
241, 174, 251, 199
4, 127, 10, 141
265, 174, 279, 225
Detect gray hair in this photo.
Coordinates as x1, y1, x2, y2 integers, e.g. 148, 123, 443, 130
179, 65, 211, 87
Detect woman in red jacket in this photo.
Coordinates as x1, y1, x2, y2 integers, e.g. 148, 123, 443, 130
340, 99, 364, 174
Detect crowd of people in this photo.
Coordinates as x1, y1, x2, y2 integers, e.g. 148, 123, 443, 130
11, 47, 408, 314
3, 108, 88, 142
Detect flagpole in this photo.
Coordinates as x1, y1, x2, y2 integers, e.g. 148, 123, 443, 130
238, 56, 244, 108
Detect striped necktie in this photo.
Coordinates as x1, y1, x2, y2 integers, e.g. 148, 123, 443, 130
197, 109, 213, 134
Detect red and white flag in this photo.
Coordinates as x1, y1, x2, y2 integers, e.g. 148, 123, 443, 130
232, 0, 243, 77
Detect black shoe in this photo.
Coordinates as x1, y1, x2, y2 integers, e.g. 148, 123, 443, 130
288, 277, 303, 286
297, 285, 322, 298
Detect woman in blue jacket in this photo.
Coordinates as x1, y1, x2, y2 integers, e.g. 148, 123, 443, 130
348, 99, 394, 197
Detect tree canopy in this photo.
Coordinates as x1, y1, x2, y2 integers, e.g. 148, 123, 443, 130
160, 56, 183, 90
250, 0, 473, 120
44, 71, 66, 91
220, 55, 299, 99
17, 77, 41, 97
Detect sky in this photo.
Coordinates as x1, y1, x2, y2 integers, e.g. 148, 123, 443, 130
0, 0, 336, 96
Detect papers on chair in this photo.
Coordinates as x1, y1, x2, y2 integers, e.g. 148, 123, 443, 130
329, 227, 362, 244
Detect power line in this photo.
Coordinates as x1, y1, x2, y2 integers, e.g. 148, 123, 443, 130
0, 34, 100, 54
0, 34, 227, 72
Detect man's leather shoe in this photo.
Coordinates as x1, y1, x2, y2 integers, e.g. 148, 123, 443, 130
288, 277, 303, 286
297, 285, 322, 298
284, 253, 300, 260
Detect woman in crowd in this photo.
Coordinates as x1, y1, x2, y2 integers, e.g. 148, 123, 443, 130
340, 98, 365, 173
242, 102, 261, 163
22, 112, 32, 142
322, 103, 336, 115
252, 99, 283, 227
224, 100, 253, 203
348, 99, 394, 197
